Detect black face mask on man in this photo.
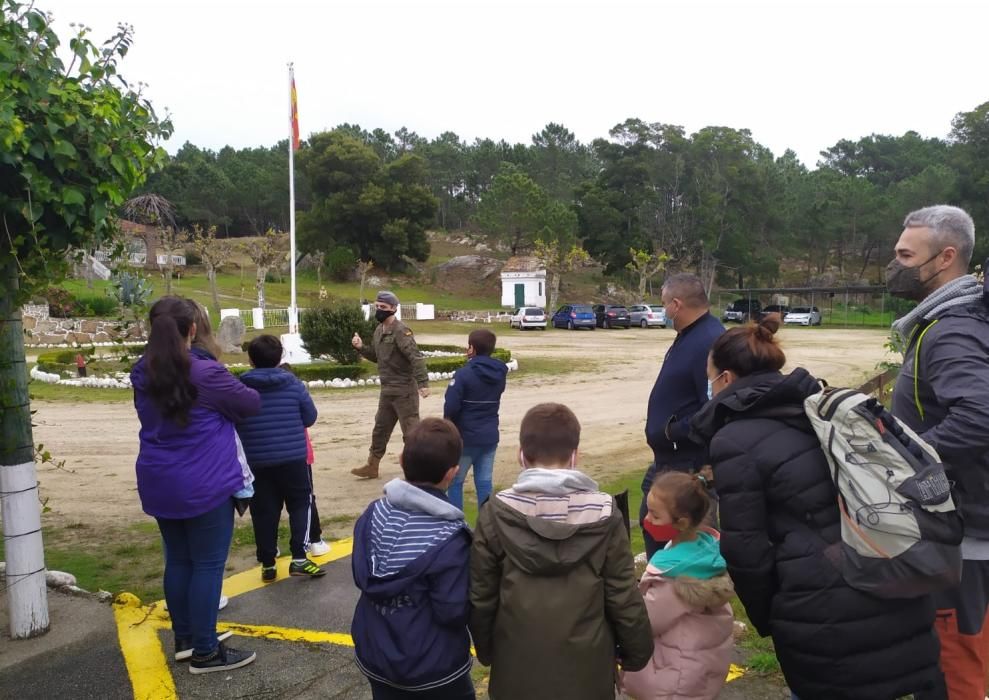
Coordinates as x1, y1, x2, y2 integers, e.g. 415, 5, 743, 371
885, 250, 944, 301
375, 308, 395, 323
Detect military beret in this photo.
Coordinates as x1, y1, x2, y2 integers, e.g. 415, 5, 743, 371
376, 290, 400, 306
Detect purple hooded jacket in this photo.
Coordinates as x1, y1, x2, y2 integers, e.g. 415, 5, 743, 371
132, 352, 261, 519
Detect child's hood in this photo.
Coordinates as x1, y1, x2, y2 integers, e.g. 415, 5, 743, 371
642, 570, 735, 610
468, 355, 508, 384
239, 367, 297, 390
642, 529, 734, 610
489, 468, 618, 576
353, 480, 468, 597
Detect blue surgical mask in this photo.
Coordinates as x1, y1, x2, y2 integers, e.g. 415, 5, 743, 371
707, 380, 714, 401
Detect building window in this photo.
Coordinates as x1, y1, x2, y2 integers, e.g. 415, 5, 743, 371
538, 282, 543, 296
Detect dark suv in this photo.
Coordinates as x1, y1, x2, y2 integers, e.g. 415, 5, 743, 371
759, 304, 789, 321
593, 304, 630, 329
722, 298, 762, 323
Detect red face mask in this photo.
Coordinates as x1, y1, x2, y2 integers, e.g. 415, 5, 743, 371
643, 520, 680, 543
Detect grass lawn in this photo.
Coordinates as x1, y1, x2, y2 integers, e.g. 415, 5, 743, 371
62, 271, 502, 312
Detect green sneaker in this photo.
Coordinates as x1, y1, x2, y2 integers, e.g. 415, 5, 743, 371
261, 566, 277, 583
289, 559, 326, 577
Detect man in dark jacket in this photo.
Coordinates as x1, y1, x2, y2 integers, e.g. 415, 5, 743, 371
351, 291, 429, 480
238, 335, 323, 581
351, 418, 474, 700
642, 273, 724, 556
888, 204, 989, 699
444, 329, 508, 510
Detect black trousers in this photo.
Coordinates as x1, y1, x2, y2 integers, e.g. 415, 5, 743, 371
308, 483, 322, 542
368, 673, 475, 700
249, 461, 313, 564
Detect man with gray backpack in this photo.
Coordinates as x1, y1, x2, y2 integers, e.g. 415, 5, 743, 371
888, 205, 989, 700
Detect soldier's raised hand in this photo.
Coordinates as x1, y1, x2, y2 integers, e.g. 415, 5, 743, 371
352, 332, 363, 350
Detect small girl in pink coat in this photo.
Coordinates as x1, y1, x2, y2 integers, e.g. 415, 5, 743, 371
623, 471, 734, 700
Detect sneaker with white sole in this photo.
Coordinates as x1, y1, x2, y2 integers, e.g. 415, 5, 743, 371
189, 643, 256, 674
175, 630, 233, 662
307, 540, 331, 557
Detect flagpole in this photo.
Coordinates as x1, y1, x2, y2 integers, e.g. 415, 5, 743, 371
288, 62, 298, 333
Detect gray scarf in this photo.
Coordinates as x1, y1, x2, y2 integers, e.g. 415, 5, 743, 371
891, 274, 983, 352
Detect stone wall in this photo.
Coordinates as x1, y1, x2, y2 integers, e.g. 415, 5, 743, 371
22, 314, 146, 346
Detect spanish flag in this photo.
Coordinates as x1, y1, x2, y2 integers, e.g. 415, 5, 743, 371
290, 70, 300, 151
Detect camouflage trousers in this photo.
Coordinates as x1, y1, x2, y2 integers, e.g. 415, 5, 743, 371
369, 388, 420, 460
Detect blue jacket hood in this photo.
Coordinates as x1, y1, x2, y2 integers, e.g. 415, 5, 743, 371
470, 355, 509, 384
240, 367, 299, 390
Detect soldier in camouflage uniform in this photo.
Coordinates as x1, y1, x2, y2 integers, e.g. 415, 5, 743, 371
350, 291, 429, 479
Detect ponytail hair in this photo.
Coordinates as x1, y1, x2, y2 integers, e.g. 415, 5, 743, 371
145, 296, 198, 425
650, 470, 711, 528
710, 313, 785, 377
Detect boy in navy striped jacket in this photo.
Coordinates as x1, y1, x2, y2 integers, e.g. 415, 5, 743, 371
351, 418, 474, 700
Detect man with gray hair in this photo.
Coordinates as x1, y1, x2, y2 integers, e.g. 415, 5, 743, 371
351, 291, 429, 479
641, 273, 724, 557
889, 204, 989, 699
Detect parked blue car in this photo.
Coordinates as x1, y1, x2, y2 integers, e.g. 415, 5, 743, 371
552, 304, 596, 330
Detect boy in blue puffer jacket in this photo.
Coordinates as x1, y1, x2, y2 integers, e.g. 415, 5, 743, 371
237, 335, 323, 581
443, 329, 507, 510
351, 418, 474, 700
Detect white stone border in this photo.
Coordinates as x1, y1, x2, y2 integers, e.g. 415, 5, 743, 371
29, 359, 520, 391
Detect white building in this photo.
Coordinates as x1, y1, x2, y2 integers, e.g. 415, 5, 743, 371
500, 256, 547, 308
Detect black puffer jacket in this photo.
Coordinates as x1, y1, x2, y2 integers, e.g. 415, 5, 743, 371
691, 368, 943, 700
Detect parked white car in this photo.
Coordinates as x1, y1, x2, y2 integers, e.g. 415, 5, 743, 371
783, 306, 823, 326
510, 307, 547, 330
628, 304, 666, 328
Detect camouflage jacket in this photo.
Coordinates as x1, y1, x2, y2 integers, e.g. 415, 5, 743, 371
359, 320, 428, 391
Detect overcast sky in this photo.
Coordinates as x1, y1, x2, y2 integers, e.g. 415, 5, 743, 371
38, 0, 989, 167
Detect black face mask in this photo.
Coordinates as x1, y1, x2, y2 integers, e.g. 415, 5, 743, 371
374, 308, 394, 323
885, 251, 943, 301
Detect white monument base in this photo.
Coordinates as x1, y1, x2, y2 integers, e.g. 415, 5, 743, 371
280, 332, 312, 364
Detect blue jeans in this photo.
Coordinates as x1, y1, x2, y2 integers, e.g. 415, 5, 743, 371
449, 445, 496, 511
156, 498, 234, 655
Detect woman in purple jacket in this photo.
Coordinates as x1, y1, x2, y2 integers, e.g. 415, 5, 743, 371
132, 297, 262, 674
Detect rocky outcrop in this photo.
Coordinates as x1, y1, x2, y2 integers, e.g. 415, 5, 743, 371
435, 255, 502, 280
21, 314, 146, 346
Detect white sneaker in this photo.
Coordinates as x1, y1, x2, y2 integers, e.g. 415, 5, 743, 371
164, 596, 229, 613
307, 540, 331, 557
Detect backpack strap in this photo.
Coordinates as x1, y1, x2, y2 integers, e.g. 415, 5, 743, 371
913, 319, 940, 421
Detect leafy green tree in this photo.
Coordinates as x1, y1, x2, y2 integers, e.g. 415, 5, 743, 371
300, 302, 375, 364
950, 102, 989, 264
475, 164, 556, 254
0, 1, 170, 638
297, 130, 436, 269
424, 131, 469, 229
533, 236, 589, 312
529, 123, 596, 204
626, 248, 669, 299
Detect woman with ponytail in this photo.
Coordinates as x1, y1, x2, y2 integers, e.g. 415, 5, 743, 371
132, 297, 262, 674
689, 315, 944, 700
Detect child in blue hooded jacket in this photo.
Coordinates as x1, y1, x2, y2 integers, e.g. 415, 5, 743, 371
443, 329, 507, 510
237, 335, 323, 582
351, 418, 474, 700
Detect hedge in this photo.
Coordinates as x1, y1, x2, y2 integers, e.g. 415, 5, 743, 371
37, 348, 96, 365
229, 349, 511, 383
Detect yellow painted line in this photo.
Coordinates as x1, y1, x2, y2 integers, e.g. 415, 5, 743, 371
727, 663, 746, 682
217, 622, 354, 647
220, 537, 354, 599
112, 593, 176, 700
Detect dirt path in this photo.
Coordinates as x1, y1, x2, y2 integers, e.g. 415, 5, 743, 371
32, 326, 894, 529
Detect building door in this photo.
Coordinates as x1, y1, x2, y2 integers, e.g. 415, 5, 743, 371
514, 283, 525, 308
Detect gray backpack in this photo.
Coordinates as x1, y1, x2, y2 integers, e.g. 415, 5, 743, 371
804, 387, 963, 599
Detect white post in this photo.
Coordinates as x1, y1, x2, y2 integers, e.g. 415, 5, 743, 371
288, 63, 298, 334
1, 461, 49, 638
